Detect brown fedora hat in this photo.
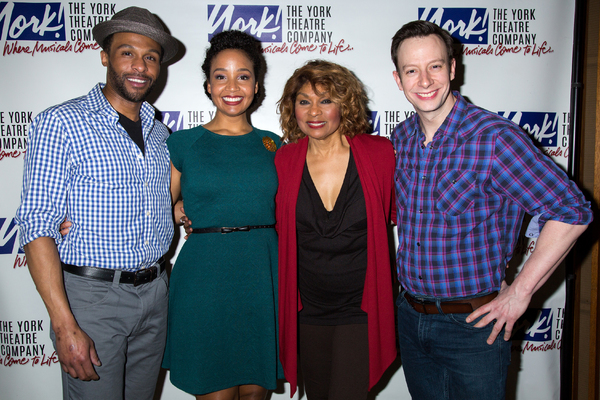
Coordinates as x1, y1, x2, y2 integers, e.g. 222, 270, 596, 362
92, 6, 179, 63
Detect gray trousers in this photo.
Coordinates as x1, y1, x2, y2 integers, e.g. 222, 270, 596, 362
51, 269, 169, 400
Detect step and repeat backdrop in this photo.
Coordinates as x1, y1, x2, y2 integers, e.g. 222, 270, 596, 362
0, 1, 575, 399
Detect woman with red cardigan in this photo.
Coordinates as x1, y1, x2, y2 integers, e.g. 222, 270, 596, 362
275, 60, 397, 400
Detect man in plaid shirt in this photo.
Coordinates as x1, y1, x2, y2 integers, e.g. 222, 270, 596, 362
390, 20, 592, 399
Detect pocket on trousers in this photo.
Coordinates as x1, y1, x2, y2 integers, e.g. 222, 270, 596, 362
446, 311, 492, 331
64, 273, 112, 310
159, 270, 169, 298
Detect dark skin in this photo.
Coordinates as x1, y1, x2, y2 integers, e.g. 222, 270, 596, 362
61, 48, 268, 400
27, 32, 163, 381
188, 47, 266, 400
100, 32, 161, 120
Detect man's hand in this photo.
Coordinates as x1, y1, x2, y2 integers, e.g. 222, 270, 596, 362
466, 281, 530, 344
23, 237, 101, 380
182, 214, 193, 239
54, 322, 101, 380
173, 202, 192, 239
466, 220, 588, 345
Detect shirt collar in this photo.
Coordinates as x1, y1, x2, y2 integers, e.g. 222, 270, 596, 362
402, 90, 467, 142
86, 83, 156, 132
439, 91, 468, 139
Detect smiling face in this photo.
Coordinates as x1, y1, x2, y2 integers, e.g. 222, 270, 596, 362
207, 49, 257, 118
101, 32, 161, 107
393, 34, 456, 126
294, 83, 342, 142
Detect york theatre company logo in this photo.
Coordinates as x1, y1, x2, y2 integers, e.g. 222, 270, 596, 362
1, 1, 111, 56
0, 319, 58, 367
369, 112, 380, 137
208, 5, 282, 42
499, 111, 570, 159
0, 217, 27, 269
161, 111, 185, 132
207, 4, 353, 56
0, 110, 30, 159
378, 110, 415, 139
512, 308, 563, 354
160, 110, 217, 132
419, 7, 553, 57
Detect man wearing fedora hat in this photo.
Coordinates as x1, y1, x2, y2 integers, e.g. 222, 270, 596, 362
17, 7, 179, 399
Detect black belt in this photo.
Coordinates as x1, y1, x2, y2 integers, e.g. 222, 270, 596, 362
404, 291, 498, 314
62, 257, 166, 286
191, 224, 275, 234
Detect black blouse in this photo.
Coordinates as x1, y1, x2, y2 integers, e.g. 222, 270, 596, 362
296, 150, 368, 325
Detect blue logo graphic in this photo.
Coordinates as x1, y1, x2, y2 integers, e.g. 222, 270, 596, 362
207, 5, 282, 42
498, 111, 559, 147
161, 111, 184, 132
0, 218, 24, 255
369, 111, 380, 136
418, 8, 489, 44
0, 2, 65, 41
513, 308, 554, 342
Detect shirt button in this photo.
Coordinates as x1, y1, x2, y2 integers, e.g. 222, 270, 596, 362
418, 275, 423, 280
419, 209, 423, 213
144, 240, 149, 245
417, 242, 421, 247
146, 211, 151, 216
422, 175, 426, 180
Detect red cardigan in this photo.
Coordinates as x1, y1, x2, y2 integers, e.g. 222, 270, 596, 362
275, 134, 397, 396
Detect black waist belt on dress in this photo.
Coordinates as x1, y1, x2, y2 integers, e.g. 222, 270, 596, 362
191, 224, 275, 234
62, 257, 165, 286
404, 291, 498, 314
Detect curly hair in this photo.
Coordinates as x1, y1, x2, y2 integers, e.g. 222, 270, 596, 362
201, 30, 264, 100
278, 60, 371, 143
390, 20, 455, 71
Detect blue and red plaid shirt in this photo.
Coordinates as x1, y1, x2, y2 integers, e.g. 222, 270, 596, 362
391, 92, 592, 299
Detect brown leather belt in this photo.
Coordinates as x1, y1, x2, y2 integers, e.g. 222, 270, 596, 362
404, 291, 498, 314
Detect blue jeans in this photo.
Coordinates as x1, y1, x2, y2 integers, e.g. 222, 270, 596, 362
397, 292, 511, 400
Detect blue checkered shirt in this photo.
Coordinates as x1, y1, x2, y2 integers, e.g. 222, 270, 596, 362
391, 92, 592, 298
17, 84, 173, 271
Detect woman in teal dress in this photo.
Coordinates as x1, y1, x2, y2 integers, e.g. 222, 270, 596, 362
162, 30, 282, 400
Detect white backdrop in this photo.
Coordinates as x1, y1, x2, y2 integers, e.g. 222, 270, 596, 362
0, 1, 575, 399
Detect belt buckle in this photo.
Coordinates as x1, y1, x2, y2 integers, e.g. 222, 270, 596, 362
220, 226, 249, 234
133, 266, 158, 286
413, 297, 430, 315
407, 293, 432, 315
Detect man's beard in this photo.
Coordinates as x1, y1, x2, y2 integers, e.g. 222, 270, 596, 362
106, 61, 155, 103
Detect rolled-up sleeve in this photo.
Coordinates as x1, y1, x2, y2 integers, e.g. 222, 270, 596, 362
492, 127, 593, 231
16, 111, 69, 248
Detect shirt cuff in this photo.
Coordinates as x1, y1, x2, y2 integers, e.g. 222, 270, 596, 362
525, 214, 542, 238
